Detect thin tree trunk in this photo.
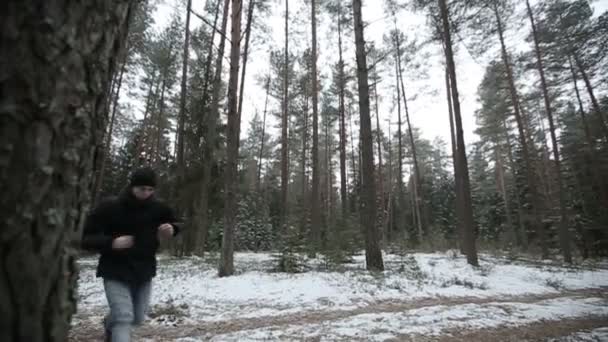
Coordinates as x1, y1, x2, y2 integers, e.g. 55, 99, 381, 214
136, 74, 160, 164
0, 1, 133, 340
176, 0, 192, 187
439, 0, 478, 266
395, 61, 404, 205
196, 0, 222, 139
445, 66, 464, 251
154, 76, 167, 167
195, 0, 231, 256
257, 75, 270, 190
219, 0, 242, 277
493, 3, 545, 260
386, 121, 394, 240
302, 95, 309, 205
348, 101, 358, 200
527, 0, 571, 263
237, 0, 255, 127
573, 55, 608, 141
338, 3, 348, 217
352, 0, 384, 271
281, 0, 290, 228
503, 117, 528, 249
94, 59, 126, 202
568, 56, 608, 208
397, 52, 423, 240
495, 144, 516, 246
374, 80, 385, 244
310, 0, 321, 252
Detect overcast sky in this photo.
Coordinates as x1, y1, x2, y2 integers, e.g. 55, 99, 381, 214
144, 0, 607, 150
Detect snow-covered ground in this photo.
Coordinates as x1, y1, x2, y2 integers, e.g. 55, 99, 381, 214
73, 251, 608, 341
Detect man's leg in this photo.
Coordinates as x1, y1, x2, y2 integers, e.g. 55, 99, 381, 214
104, 279, 135, 342
132, 281, 152, 326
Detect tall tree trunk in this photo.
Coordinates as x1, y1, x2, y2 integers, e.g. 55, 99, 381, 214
257, 74, 270, 190
136, 74, 160, 164
302, 96, 309, 206
526, 0, 571, 262
196, 0, 222, 139
573, 55, 608, 141
493, 3, 545, 259
445, 66, 464, 251
439, 0, 479, 266
503, 117, 528, 249
568, 56, 608, 208
396, 47, 424, 240
154, 76, 167, 167
177, 0, 192, 188
338, 4, 348, 217
348, 101, 359, 205
195, 0, 231, 256
219, 0, 242, 277
374, 80, 385, 244
395, 61, 404, 207
281, 0, 290, 228
0, 1, 133, 340
495, 143, 516, 246
237, 0, 256, 126
352, 0, 384, 271
94, 59, 127, 203
311, 0, 321, 251
386, 122, 394, 240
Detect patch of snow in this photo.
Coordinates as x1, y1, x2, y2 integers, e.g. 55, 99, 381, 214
210, 297, 608, 341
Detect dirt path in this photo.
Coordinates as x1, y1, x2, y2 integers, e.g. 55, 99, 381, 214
69, 288, 608, 341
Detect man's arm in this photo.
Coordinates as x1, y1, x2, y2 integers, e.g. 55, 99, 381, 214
81, 200, 114, 252
161, 205, 181, 237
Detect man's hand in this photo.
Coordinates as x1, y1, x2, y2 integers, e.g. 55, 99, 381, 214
157, 223, 174, 240
112, 235, 135, 250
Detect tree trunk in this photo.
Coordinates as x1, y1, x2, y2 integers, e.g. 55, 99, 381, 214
526, 0, 571, 263
445, 66, 464, 251
348, 101, 358, 194
257, 75, 270, 190
137, 75, 161, 165
352, 0, 384, 271
493, 3, 545, 259
311, 0, 321, 252
176, 0, 192, 188
302, 95, 309, 206
503, 117, 528, 249
338, 4, 348, 217
439, 0, 479, 266
374, 80, 385, 244
219, 0, 242, 277
395, 61, 404, 208
281, 0, 290, 228
196, 0, 222, 139
154, 76, 167, 167
237, 0, 256, 127
495, 144, 516, 246
396, 45, 424, 240
94, 59, 127, 203
194, 0, 231, 256
568, 56, 608, 209
0, 1, 133, 340
573, 55, 608, 141
386, 122, 394, 240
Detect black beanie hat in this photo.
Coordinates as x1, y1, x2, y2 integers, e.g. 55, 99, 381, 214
129, 167, 157, 187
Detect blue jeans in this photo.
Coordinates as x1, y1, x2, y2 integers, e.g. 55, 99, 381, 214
103, 279, 152, 342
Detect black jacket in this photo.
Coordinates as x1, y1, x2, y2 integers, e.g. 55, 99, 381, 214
81, 190, 180, 284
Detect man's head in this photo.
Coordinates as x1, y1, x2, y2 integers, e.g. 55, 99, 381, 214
129, 167, 156, 200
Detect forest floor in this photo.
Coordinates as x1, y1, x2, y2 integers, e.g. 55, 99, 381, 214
69, 251, 608, 341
